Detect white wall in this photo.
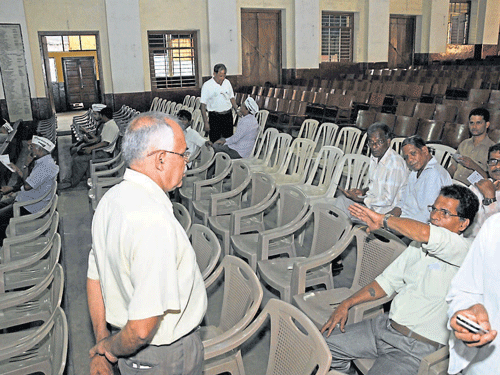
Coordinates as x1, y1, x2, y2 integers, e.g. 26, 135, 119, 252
0, 0, 35, 99
104, 0, 144, 93
367, 0, 390, 62
294, 0, 320, 68
427, 0, 448, 53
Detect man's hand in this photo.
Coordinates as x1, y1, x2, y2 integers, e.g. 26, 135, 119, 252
214, 138, 225, 145
348, 203, 384, 232
458, 156, 479, 171
83, 147, 93, 155
450, 304, 497, 347
320, 301, 350, 337
339, 187, 365, 203
475, 179, 497, 199
205, 141, 213, 147
89, 337, 118, 364
0, 186, 13, 195
8, 163, 22, 177
90, 354, 114, 375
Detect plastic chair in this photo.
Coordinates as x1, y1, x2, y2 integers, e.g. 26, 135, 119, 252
294, 146, 344, 202
208, 172, 276, 256
269, 138, 316, 186
0, 306, 68, 375
201, 255, 263, 361
192, 160, 251, 226
230, 185, 309, 271
188, 224, 221, 280
296, 119, 319, 140
292, 226, 406, 329
180, 145, 215, 190
12, 182, 56, 219
88, 158, 125, 211
258, 203, 351, 302
150, 96, 161, 111
203, 298, 332, 375
255, 109, 269, 130
172, 202, 191, 232
312, 122, 339, 156
334, 126, 365, 154
428, 143, 456, 169
0, 233, 61, 294
249, 133, 293, 174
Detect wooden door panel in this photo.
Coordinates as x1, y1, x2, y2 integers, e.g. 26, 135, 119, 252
63, 57, 98, 108
242, 11, 260, 84
389, 16, 415, 68
257, 12, 279, 84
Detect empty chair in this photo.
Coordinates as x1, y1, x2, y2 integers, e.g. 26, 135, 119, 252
269, 138, 316, 186
456, 102, 479, 124
208, 172, 275, 256
255, 109, 269, 130
442, 122, 469, 149
334, 126, 365, 154
292, 226, 406, 328
433, 104, 458, 123
312, 122, 339, 156
375, 112, 396, 130
393, 115, 418, 137
249, 132, 293, 175
413, 103, 436, 120
395, 100, 416, 117
468, 88, 491, 104
241, 127, 279, 169
230, 185, 309, 271
188, 224, 221, 280
257, 203, 351, 302
203, 298, 332, 375
416, 119, 445, 143
180, 145, 215, 189
88, 157, 125, 211
355, 110, 377, 130
488, 108, 500, 131
296, 119, 319, 140
172, 202, 191, 232
149, 96, 161, 111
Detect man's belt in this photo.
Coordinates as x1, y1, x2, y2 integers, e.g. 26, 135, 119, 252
390, 320, 443, 350
210, 109, 232, 115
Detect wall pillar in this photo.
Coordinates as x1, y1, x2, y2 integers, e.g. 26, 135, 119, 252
366, 0, 390, 62
294, 0, 319, 69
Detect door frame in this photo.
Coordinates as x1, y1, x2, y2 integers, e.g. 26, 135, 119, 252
388, 15, 416, 68
62, 56, 98, 109
38, 31, 103, 112
241, 8, 282, 86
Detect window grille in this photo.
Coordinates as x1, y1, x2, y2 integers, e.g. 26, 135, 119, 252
321, 12, 353, 62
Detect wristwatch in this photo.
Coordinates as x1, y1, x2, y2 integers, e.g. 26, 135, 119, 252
383, 213, 393, 230
482, 197, 496, 206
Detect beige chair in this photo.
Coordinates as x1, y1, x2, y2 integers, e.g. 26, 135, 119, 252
230, 185, 309, 271
11, 182, 56, 220
294, 146, 344, 202
242, 127, 279, 169
390, 137, 406, 155
249, 133, 293, 174
172, 202, 191, 232
269, 138, 316, 186
0, 233, 61, 294
0, 306, 68, 375
201, 256, 263, 353
180, 145, 215, 190
258, 203, 351, 302
208, 172, 276, 256
88, 151, 123, 188
203, 298, 332, 375
296, 119, 319, 140
188, 224, 221, 280
312, 122, 339, 158
292, 226, 406, 328
255, 109, 269, 130
428, 143, 456, 169
192, 160, 251, 226
87, 159, 125, 211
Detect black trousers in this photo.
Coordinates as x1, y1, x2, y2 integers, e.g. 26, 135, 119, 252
208, 111, 233, 143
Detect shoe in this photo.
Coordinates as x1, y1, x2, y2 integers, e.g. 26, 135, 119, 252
58, 182, 72, 191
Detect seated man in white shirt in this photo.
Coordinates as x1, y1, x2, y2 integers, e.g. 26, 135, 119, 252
465, 143, 500, 237
209, 97, 260, 159
177, 109, 207, 159
323, 185, 479, 375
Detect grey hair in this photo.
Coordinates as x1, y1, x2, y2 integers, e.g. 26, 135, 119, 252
123, 111, 176, 167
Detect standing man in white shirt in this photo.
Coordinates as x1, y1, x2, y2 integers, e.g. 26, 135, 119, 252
200, 63, 240, 143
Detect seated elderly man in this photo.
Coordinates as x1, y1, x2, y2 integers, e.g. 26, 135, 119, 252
209, 97, 260, 159
0, 135, 59, 242
323, 185, 478, 375
334, 122, 409, 222
465, 143, 500, 237
59, 105, 119, 190
387, 135, 452, 223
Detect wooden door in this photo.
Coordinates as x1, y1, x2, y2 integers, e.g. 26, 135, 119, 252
241, 10, 281, 86
62, 57, 98, 109
388, 16, 415, 68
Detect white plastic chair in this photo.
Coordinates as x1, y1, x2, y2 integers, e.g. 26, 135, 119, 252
249, 132, 293, 175
241, 128, 279, 169
269, 138, 316, 186
180, 145, 215, 191
296, 119, 319, 140
203, 299, 332, 375
230, 185, 309, 271
428, 143, 456, 169
149, 96, 161, 111
255, 109, 269, 130
257, 203, 351, 302
390, 136, 406, 155
182, 95, 191, 106
334, 126, 366, 154
312, 122, 339, 156
188, 224, 221, 280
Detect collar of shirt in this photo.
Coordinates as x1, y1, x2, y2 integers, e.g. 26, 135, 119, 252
122, 168, 173, 211
370, 146, 397, 166
35, 154, 52, 165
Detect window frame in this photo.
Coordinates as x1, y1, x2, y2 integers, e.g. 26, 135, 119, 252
447, 0, 471, 45
321, 12, 354, 63
147, 30, 200, 91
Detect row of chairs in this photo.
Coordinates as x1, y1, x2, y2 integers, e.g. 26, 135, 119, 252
0, 180, 67, 374
37, 116, 57, 145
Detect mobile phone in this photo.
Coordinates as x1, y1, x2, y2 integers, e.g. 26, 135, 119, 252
452, 153, 462, 162
456, 314, 489, 334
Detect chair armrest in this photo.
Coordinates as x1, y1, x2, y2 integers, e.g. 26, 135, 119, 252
192, 167, 230, 200
204, 260, 225, 289
12, 184, 56, 217
417, 346, 449, 375
209, 174, 251, 217
349, 293, 395, 324
230, 191, 279, 235
290, 231, 352, 297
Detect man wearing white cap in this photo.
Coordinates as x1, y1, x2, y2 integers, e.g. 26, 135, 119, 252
60, 105, 119, 190
210, 97, 260, 159
0, 135, 59, 242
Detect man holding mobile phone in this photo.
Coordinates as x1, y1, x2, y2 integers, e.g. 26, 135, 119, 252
447, 213, 500, 374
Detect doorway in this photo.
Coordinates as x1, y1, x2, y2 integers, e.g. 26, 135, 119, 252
388, 16, 415, 68
241, 9, 281, 86
62, 57, 99, 109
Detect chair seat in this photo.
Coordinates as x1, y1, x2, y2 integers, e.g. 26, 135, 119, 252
258, 257, 333, 303
295, 184, 328, 198
192, 196, 241, 219
5, 260, 51, 292
199, 325, 223, 342
271, 173, 304, 186
292, 288, 353, 329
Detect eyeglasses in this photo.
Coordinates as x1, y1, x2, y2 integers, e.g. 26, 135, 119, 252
487, 158, 500, 166
147, 149, 190, 161
367, 139, 387, 147
427, 205, 460, 218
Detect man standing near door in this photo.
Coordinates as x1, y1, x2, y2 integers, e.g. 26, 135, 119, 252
200, 63, 240, 143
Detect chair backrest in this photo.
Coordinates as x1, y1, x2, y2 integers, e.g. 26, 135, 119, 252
277, 138, 316, 180
313, 122, 339, 151
264, 133, 293, 172
334, 126, 364, 154
150, 97, 161, 111
413, 102, 436, 120
172, 202, 191, 232
416, 119, 444, 143
375, 112, 396, 130
350, 227, 406, 292
393, 115, 418, 137
204, 255, 263, 345
356, 110, 377, 131
182, 95, 191, 106
395, 101, 416, 117
442, 122, 469, 149
296, 119, 319, 140
188, 224, 221, 280
255, 109, 269, 130
428, 143, 457, 169
213, 152, 232, 177
304, 146, 344, 193
329, 153, 371, 196
390, 137, 405, 155
433, 104, 458, 123
249, 127, 279, 162
276, 185, 309, 228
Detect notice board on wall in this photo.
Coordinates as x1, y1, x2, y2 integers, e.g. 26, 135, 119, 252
0, 24, 33, 122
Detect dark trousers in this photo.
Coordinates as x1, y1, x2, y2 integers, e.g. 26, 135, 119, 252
0, 203, 30, 244
208, 111, 233, 143
69, 150, 109, 187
